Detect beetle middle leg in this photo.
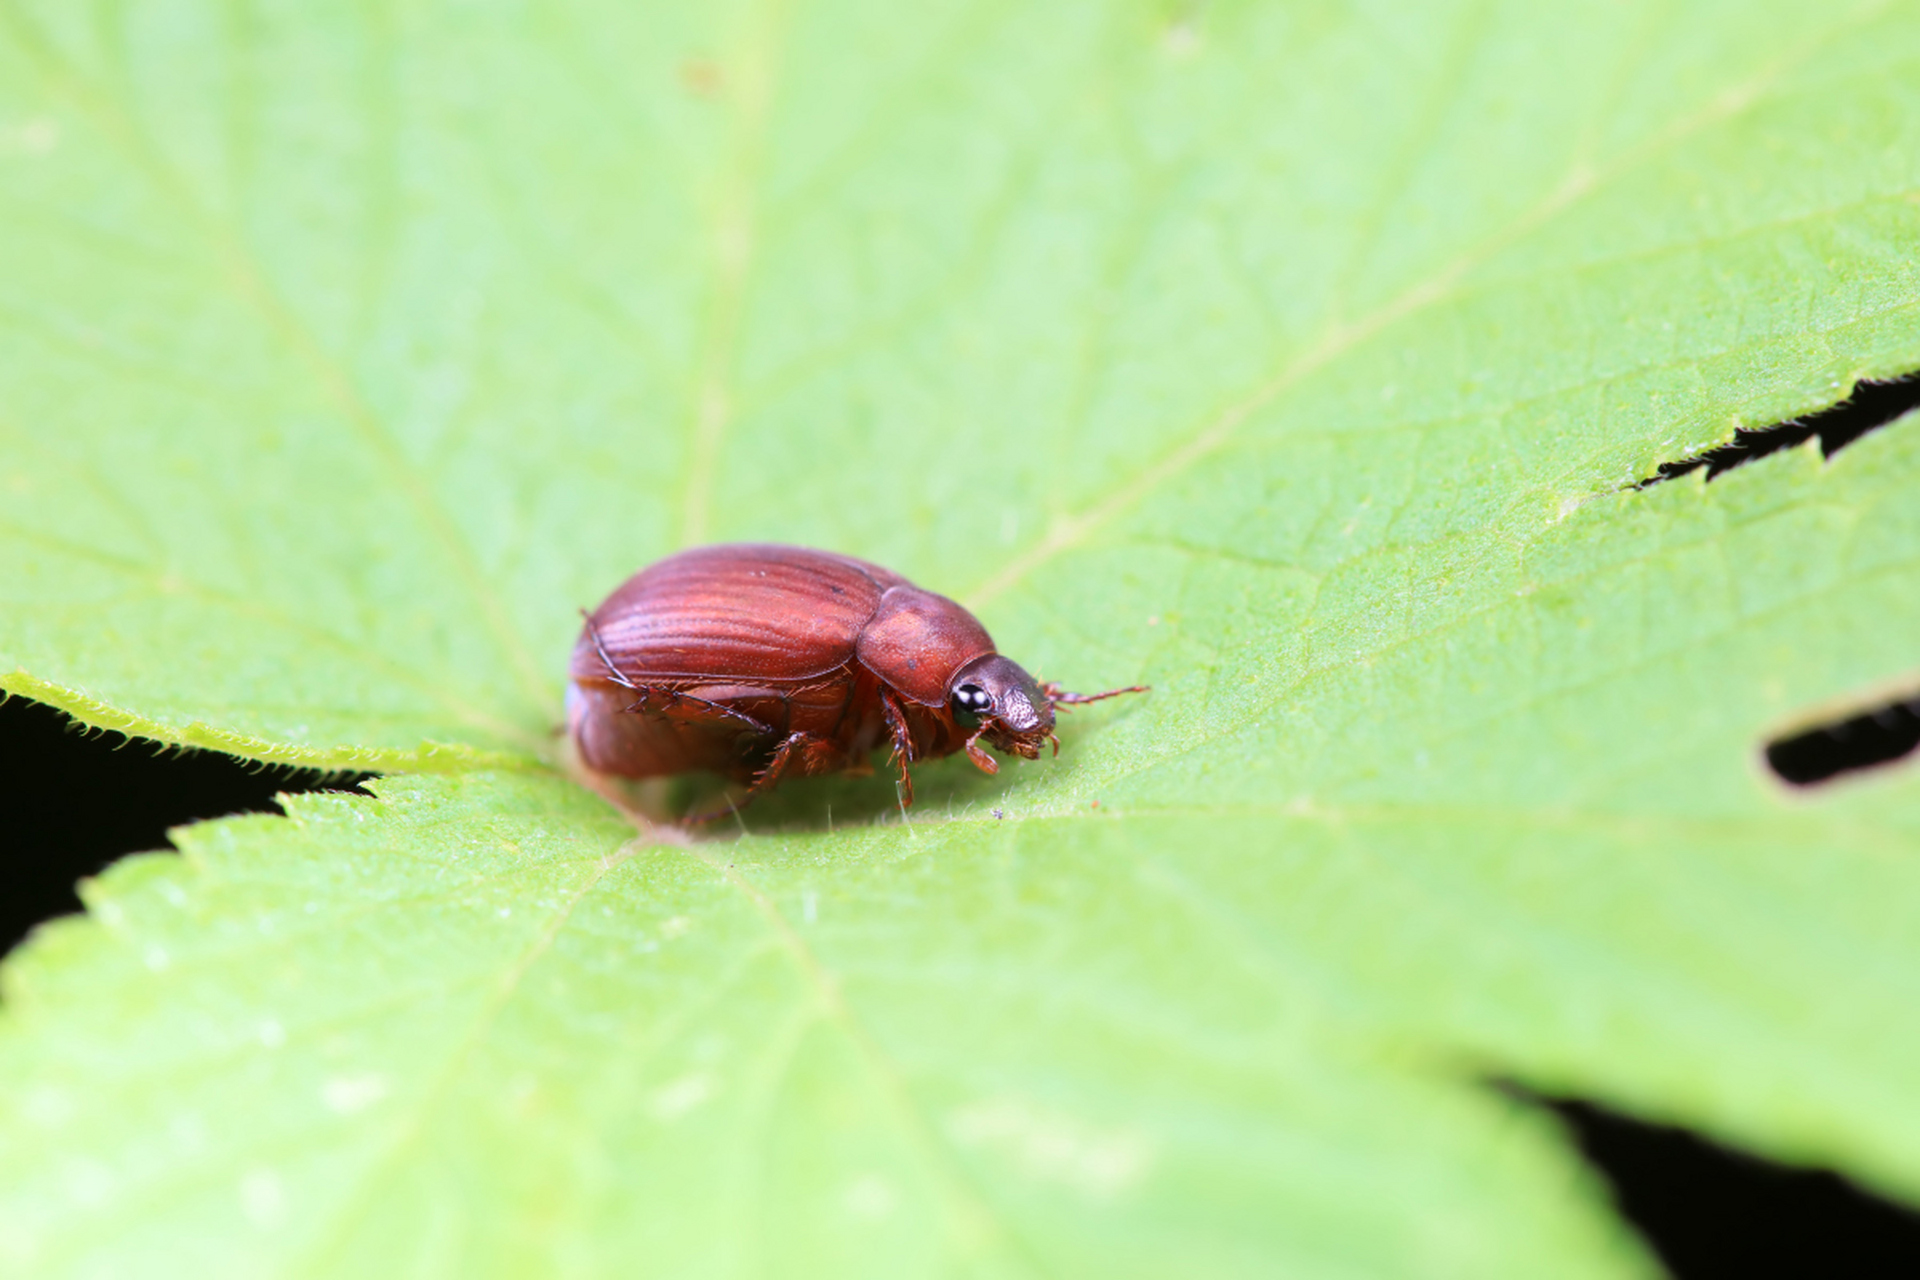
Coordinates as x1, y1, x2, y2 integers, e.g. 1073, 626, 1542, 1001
681, 730, 845, 826
744, 731, 844, 799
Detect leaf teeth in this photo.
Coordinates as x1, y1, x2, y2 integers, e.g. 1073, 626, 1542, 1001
1766, 688, 1920, 787
0, 693, 376, 956
1635, 369, 1920, 489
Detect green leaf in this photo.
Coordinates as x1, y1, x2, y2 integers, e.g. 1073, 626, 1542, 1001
3, 0, 1919, 1274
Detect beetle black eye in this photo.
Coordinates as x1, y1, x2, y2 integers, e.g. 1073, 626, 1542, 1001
953, 683, 992, 715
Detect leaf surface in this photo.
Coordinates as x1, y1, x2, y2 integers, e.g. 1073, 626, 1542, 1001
3, 0, 1920, 1274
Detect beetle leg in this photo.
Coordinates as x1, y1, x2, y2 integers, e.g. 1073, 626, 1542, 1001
681, 731, 841, 827
881, 692, 916, 808
583, 615, 775, 734
1039, 680, 1150, 709
657, 687, 776, 733
963, 724, 1000, 775
581, 610, 640, 690
745, 731, 810, 799
618, 684, 776, 735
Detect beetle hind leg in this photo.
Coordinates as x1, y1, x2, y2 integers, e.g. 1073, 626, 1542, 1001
621, 685, 778, 734
582, 611, 641, 691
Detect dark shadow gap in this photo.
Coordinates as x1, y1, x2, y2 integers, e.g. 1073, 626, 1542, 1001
1636, 372, 1920, 488
1765, 690, 1920, 787
0, 695, 373, 957
1527, 1093, 1920, 1280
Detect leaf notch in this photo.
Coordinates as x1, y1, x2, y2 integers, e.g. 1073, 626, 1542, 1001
0, 695, 373, 956
1636, 371, 1920, 488
1544, 1095, 1920, 1277
1765, 690, 1920, 787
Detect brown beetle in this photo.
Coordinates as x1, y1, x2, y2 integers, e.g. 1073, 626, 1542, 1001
567, 543, 1145, 813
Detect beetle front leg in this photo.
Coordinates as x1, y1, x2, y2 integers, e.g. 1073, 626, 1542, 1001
963, 724, 1000, 775
881, 692, 916, 808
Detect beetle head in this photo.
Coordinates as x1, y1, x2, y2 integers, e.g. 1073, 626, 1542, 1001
948, 654, 1055, 759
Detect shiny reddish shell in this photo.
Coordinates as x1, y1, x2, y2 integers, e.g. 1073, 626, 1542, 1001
567, 543, 1143, 810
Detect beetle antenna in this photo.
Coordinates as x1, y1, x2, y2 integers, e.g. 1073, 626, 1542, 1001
581, 609, 639, 690
1042, 681, 1149, 708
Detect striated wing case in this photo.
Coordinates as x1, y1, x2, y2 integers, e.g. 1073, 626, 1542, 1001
570, 543, 908, 686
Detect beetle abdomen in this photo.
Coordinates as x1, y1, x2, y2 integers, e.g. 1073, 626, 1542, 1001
566, 681, 764, 779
